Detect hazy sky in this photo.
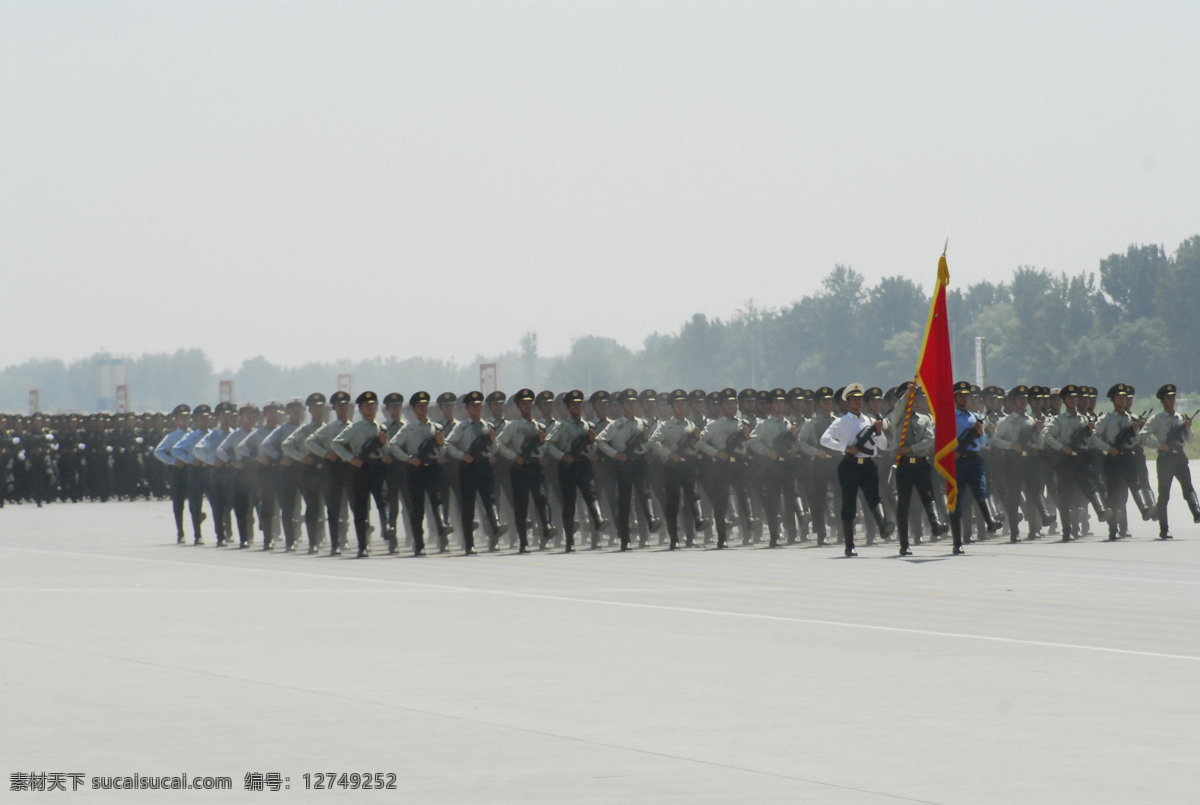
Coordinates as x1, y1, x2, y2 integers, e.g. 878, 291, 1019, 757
3, 1, 1197, 373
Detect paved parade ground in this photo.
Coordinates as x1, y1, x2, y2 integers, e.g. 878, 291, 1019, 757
3, 494, 1199, 804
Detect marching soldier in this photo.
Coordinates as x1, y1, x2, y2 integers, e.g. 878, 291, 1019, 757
889, 383, 949, 555
331, 391, 390, 557
154, 404, 192, 543
1144, 383, 1199, 539
380, 393, 409, 550
544, 390, 608, 552
444, 390, 509, 554
1042, 385, 1113, 541
747, 388, 797, 548
388, 391, 454, 555
596, 389, 661, 551
240, 402, 283, 549
1093, 383, 1155, 539
169, 405, 211, 545
281, 393, 329, 553
798, 386, 838, 546
697, 388, 749, 549
218, 404, 260, 549
260, 399, 304, 550
305, 390, 353, 555
495, 389, 556, 553
195, 402, 236, 547
648, 389, 709, 549
819, 383, 894, 557
990, 385, 1045, 542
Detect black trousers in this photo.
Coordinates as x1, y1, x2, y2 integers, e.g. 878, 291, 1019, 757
323, 459, 350, 549
510, 461, 551, 547
278, 461, 305, 547
838, 456, 881, 521
406, 462, 445, 552
1102, 452, 1137, 534
169, 465, 188, 537
350, 460, 388, 551
662, 460, 702, 542
557, 457, 599, 540
1156, 450, 1197, 525
233, 464, 258, 545
459, 459, 499, 549
895, 456, 936, 524
752, 459, 786, 543
808, 456, 838, 539
299, 461, 326, 547
186, 464, 209, 539
614, 457, 655, 547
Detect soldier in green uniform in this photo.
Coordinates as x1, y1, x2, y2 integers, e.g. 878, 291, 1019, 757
331, 391, 390, 557
1143, 383, 1199, 539
444, 390, 509, 554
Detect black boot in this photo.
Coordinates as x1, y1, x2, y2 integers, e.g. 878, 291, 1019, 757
1187, 488, 1200, 523
897, 518, 912, 556
1159, 508, 1173, 540
951, 518, 965, 555
868, 502, 895, 540
923, 500, 948, 539
1086, 491, 1114, 524
587, 499, 609, 532
1131, 487, 1157, 521
842, 520, 857, 557
979, 498, 1004, 534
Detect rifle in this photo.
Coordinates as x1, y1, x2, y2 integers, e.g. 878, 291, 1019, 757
416, 434, 440, 465
956, 416, 982, 457
466, 428, 493, 461
357, 426, 385, 461
519, 422, 545, 460
770, 426, 797, 461
568, 431, 592, 458
1164, 412, 1198, 451
854, 415, 883, 457
723, 425, 748, 463
1114, 409, 1152, 452
623, 426, 647, 459
1016, 417, 1040, 456
1067, 424, 1092, 454
676, 429, 699, 459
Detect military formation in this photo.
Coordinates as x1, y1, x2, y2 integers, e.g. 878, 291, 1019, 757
3, 382, 1195, 559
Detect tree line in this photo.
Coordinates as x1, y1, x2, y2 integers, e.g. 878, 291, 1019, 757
4, 235, 1197, 413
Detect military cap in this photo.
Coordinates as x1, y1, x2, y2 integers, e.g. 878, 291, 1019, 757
863, 386, 882, 401
631, 388, 653, 403
286, 398, 305, 410
786, 387, 805, 401
893, 382, 911, 397
614, 388, 638, 403
564, 389, 585, 404
356, 391, 379, 406
238, 403, 260, 415
511, 388, 535, 403
486, 391, 507, 405
193, 404, 212, 416
263, 401, 284, 413
431, 391, 454, 406
462, 390, 484, 405
588, 390, 610, 405
952, 381, 973, 394
718, 387, 738, 402
1008, 384, 1030, 398
535, 390, 555, 405
214, 402, 236, 415
1059, 384, 1081, 397
410, 391, 431, 405
737, 388, 757, 402
688, 389, 707, 402
667, 388, 688, 403
843, 383, 866, 398
1157, 383, 1177, 400
833, 386, 846, 402
1084, 386, 1098, 398
170, 403, 191, 417
706, 391, 721, 405
330, 391, 351, 405
1048, 387, 1062, 398
1128, 385, 1136, 396
383, 392, 405, 406
813, 386, 834, 399
1106, 383, 1132, 399
305, 392, 327, 407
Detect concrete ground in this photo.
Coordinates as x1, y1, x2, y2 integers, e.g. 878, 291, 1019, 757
2, 488, 1199, 804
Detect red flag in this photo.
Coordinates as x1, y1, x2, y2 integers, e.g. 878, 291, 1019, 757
915, 253, 958, 511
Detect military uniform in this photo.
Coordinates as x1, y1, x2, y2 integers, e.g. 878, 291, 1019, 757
494, 389, 556, 552
1041, 385, 1112, 540
596, 389, 661, 551
544, 390, 607, 552
1143, 383, 1200, 538
153, 404, 192, 542
888, 384, 948, 555
305, 391, 352, 555
648, 389, 709, 549
388, 391, 454, 555
444, 391, 509, 553
332, 391, 390, 557
819, 383, 893, 556
281, 393, 329, 552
